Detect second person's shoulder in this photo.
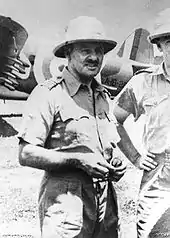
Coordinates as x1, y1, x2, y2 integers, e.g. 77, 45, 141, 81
128, 65, 159, 88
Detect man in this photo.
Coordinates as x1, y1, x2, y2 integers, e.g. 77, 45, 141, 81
113, 9, 170, 238
18, 16, 126, 238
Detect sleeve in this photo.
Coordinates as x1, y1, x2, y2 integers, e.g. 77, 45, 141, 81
115, 74, 145, 121
18, 85, 59, 146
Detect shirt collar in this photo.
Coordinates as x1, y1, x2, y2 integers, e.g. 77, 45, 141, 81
151, 62, 170, 82
91, 77, 106, 93
151, 63, 164, 76
56, 67, 106, 97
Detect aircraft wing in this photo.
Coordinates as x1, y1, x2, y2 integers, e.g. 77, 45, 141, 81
0, 85, 28, 100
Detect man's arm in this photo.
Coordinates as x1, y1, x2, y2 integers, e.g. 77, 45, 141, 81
113, 104, 157, 171
19, 140, 119, 179
113, 104, 141, 166
19, 141, 71, 170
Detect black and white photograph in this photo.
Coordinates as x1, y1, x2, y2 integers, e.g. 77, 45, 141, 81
0, 0, 170, 237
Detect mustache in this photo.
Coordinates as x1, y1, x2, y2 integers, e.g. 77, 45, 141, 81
85, 59, 100, 66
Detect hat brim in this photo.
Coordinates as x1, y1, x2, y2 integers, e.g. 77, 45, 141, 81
149, 32, 170, 44
53, 39, 117, 58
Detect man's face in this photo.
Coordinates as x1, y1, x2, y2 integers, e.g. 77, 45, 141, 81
158, 37, 170, 64
68, 42, 104, 80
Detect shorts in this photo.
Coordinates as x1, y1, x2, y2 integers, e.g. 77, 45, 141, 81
38, 170, 118, 238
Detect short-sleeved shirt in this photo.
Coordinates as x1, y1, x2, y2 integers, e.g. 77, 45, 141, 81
115, 63, 170, 154
18, 67, 120, 165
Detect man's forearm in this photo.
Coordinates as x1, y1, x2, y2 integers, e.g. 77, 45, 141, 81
116, 123, 141, 166
19, 142, 83, 171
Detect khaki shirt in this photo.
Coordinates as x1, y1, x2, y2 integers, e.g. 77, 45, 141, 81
116, 63, 170, 154
18, 67, 120, 162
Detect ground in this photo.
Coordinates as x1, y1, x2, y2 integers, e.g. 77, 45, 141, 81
0, 101, 144, 238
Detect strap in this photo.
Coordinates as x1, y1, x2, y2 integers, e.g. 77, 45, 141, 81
135, 68, 153, 75
40, 76, 62, 90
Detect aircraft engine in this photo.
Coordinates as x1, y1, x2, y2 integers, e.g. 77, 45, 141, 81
33, 44, 67, 84
100, 56, 133, 96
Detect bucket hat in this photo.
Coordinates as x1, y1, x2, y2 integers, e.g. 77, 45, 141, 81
53, 16, 117, 58
149, 8, 170, 44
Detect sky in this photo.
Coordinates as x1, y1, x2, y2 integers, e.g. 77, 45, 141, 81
1, 0, 170, 51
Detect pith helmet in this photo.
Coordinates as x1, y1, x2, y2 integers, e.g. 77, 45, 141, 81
53, 16, 117, 58
149, 8, 170, 44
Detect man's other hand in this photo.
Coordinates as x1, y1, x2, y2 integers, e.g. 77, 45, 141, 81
135, 152, 158, 171
108, 157, 127, 182
79, 152, 118, 179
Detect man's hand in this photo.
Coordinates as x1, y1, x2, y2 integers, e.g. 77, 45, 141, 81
108, 157, 127, 181
78, 152, 118, 179
135, 152, 158, 171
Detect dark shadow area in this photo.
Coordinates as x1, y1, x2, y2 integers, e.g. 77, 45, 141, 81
0, 116, 18, 137
150, 207, 170, 238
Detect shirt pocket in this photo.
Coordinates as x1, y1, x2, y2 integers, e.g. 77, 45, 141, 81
143, 97, 158, 115
58, 107, 98, 151
96, 112, 120, 160
143, 95, 168, 116
104, 112, 120, 144
59, 102, 90, 121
